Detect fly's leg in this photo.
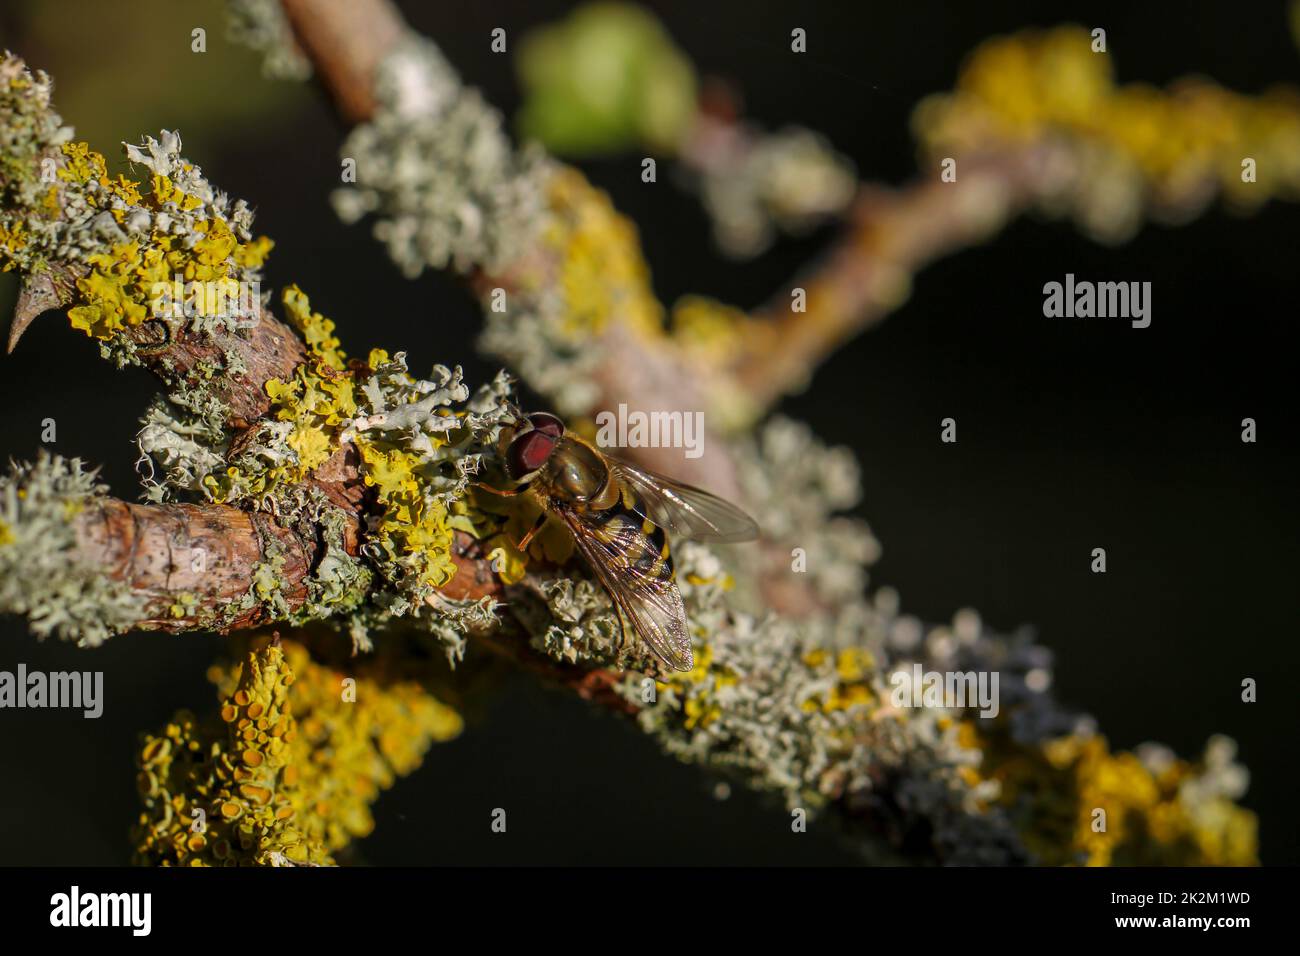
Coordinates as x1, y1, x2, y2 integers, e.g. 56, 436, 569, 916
611, 606, 632, 658
514, 511, 548, 551
474, 481, 544, 551
473, 480, 529, 497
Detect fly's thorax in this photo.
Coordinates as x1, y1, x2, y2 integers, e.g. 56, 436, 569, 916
544, 437, 612, 503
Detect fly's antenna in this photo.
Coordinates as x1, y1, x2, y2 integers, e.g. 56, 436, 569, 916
504, 399, 528, 426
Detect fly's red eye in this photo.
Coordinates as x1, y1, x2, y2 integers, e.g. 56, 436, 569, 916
528, 412, 564, 437
507, 430, 556, 479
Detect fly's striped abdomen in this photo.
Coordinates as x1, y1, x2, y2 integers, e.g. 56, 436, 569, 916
582, 503, 676, 585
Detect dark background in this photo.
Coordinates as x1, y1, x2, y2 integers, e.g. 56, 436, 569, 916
0, 0, 1295, 865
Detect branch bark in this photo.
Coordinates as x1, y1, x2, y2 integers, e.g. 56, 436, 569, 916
280, 0, 403, 123
730, 145, 1066, 405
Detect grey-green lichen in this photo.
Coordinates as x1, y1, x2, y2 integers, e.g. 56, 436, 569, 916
226, 0, 313, 81
0, 55, 71, 242
294, 503, 373, 622
689, 126, 857, 259
250, 539, 291, 618
417, 593, 504, 664
330, 37, 549, 277
635, 536, 1027, 863
136, 395, 227, 501
0, 452, 146, 646
733, 416, 879, 607
513, 574, 630, 669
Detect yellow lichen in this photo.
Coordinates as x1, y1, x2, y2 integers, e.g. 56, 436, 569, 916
168, 591, 199, 620
354, 435, 461, 592
671, 295, 748, 363
58, 141, 109, 188
214, 288, 358, 493
133, 641, 331, 866
252, 640, 462, 849
50, 143, 275, 340
546, 168, 665, 340
134, 637, 463, 865
657, 644, 740, 730
914, 27, 1300, 214
965, 722, 1258, 866
799, 646, 875, 714
282, 283, 346, 371
0, 220, 27, 266
150, 173, 203, 212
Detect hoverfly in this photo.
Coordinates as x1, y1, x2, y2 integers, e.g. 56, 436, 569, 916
481, 410, 759, 672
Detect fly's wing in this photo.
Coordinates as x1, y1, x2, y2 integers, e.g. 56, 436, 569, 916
611, 461, 759, 543
560, 508, 694, 672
